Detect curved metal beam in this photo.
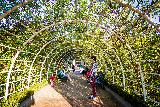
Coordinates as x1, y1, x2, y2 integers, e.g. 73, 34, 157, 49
5, 51, 21, 99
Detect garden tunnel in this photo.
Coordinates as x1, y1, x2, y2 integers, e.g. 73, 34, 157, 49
0, 0, 160, 106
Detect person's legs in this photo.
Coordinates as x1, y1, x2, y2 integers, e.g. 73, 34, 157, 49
91, 76, 96, 97
52, 81, 55, 87
92, 82, 96, 97
67, 74, 72, 81
51, 81, 54, 87
88, 76, 96, 99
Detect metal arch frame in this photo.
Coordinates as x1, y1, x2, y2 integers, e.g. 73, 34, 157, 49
125, 44, 147, 101
1, 2, 149, 101
45, 47, 83, 79
37, 41, 84, 80
51, 48, 102, 70
49, 40, 118, 76
0, 43, 42, 99
5, 51, 21, 99
1, 14, 150, 93
22, 19, 136, 90
27, 39, 54, 87
1, 14, 147, 96
39, 49, 54, 83
41, 33, 126, 90
55, 49, 82, 65
46, 47, 78, 76
34, 41, 77, 81
56, 49, 100, 65
98, 24, 147, 100
43, 47, 83, 78
27, 33, 70, 87
2, 35, 146, 101
3, 31, 144, 101
51, 44, 117, 86
29, 37, 116, 81
0, 2, 158, 104
27, 34, 80, 86
46, 37, 119, 66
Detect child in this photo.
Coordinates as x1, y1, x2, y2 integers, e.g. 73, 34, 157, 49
50, 73, 56, 87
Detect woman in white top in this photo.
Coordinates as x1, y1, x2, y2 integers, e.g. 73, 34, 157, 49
88, 56, 97, 100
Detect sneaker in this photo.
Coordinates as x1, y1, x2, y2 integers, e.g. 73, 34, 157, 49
88, 95, 96, 100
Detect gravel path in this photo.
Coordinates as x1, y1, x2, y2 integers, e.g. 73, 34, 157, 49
31, 71, 123, 107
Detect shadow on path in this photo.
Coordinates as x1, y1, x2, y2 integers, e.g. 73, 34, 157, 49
54, 71, 123, 107
25, 70, 124, 107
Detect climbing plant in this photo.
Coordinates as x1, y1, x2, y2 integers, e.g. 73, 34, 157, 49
0, 0, 159, 106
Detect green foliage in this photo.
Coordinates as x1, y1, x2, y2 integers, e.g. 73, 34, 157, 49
0, 0, 159, 106
0, 80, 47, 107
105, 81, 147, 107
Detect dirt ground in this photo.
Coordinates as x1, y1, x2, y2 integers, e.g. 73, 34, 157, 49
31, 71, 123, 107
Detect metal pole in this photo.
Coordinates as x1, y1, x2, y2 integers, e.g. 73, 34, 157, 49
114, 53, 125, 90
137, 62, 147, 101
125, 44, 147, 101
5, 51, 20, 99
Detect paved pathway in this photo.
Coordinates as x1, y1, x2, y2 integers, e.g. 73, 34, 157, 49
30, 70, 123, 107
31, 85, 72, 107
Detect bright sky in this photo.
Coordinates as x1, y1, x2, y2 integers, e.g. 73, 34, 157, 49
1, 0, 159, 28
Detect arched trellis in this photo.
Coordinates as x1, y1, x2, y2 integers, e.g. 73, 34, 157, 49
35, 39, 115, 74
17, 18, 144, 87
5, 51, 20, 99
23, 33, 121, 85
3, 29, 144, 101
0, 13, 155, 101
0, 32, 154, 104
39, 37, 127, 91
50, 41, 145, 99
4, 40, 53, 99
0, 44, 38, 99
0, 0, 159, 106
42, 34, 124, 71
0, 24, 148, 103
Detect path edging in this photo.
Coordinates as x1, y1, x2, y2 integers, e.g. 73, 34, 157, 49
104, 86, 133, 107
